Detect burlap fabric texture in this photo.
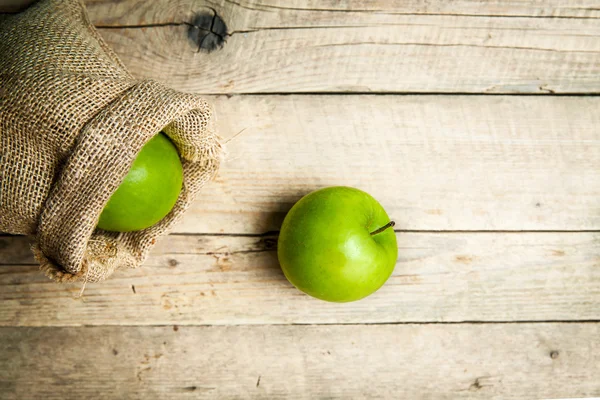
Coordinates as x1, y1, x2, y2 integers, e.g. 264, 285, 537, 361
0, 0, 221, 282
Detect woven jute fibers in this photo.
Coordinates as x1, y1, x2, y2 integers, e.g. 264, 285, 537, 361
0, 0, 221, 282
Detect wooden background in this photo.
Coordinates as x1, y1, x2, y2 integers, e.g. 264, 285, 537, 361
1, 0, 600, 398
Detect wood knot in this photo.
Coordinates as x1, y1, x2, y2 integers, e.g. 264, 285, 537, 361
188, 11, 227, 52
550, 350, 559, 359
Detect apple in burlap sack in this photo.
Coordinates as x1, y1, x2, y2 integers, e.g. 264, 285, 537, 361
0, 0, 222, 282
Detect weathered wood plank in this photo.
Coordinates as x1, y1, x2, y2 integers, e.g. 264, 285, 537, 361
1, 232, 599, 326
188, 95, 599, 233
87, 0, 600, 21
1, 323, 599, 399
2, 96, 598, 233
82, 0, 600, 93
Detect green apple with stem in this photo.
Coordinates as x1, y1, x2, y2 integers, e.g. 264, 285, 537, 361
277, 186, 398, 302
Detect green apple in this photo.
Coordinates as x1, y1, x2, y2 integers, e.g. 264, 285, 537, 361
277, 186, 398, 302
97, 133, 183, 232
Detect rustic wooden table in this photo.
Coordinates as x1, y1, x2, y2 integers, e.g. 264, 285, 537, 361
1, 0, 600, 398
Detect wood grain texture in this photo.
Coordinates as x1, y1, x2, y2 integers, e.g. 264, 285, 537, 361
1, 232, 599, 326
186, 95, 599, 233
2, 96, 598, 232
1, 323, 599, 399
83, 0, 600, 93
86, 0, 600, 21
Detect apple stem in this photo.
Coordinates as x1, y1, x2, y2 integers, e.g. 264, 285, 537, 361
370, 221, 396, 236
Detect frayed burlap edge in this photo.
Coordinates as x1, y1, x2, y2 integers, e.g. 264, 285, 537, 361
33, 233, 139, 283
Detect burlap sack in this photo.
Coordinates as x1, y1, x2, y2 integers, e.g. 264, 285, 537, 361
0, 0, 221, 282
